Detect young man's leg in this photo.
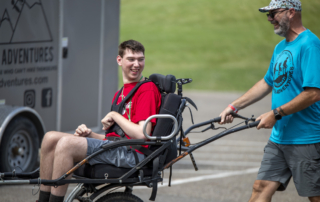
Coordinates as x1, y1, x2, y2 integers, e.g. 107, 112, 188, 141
49, 135, 88, 197
38, 131, 73, 200
38, 132, 87, 201
249, 180, 280, 202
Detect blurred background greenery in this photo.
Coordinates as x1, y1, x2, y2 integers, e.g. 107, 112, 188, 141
119, 0, 320, 92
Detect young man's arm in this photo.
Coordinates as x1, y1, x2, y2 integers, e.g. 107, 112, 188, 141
74, 124, 105, 140
220, 78, 272, 124
101, 112, 151, 140
73, 114, 151, 140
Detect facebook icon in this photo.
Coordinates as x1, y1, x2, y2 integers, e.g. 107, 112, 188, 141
42, 88, 52, 107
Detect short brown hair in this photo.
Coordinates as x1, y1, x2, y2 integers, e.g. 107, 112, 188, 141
118, 40, 145, 57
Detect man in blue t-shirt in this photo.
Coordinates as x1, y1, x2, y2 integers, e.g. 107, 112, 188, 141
219, 0, 320, 201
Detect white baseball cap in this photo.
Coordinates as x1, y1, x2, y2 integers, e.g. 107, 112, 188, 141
259, 0, 302, 13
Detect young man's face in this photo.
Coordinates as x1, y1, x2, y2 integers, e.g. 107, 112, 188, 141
117, 49, 145, 83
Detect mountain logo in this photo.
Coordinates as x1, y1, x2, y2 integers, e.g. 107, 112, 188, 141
0, 0, 53, 45
273, 50, 294, 94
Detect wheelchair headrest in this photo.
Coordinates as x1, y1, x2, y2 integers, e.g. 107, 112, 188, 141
148, 74, 176, 94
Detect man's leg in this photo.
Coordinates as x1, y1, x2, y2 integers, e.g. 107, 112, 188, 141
251, 141, 291, 202
282, 143, 320, 201
248, 180, 280, 202
50, 135, 88, 197
309, 196, 320, 202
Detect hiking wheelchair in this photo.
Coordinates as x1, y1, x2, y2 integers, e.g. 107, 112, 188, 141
0, 74, 260, 202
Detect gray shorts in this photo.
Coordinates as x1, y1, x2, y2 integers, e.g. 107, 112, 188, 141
257, 140, 320, 197
86, 138, 145, 168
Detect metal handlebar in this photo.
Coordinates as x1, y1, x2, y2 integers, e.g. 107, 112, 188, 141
143, 114, 178, 140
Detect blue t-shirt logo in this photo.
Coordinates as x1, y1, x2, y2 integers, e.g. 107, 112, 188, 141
273, 50, 294, 94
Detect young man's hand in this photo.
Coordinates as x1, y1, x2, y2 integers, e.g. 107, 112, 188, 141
74, 124, 92, 137
101, 112, 115, 130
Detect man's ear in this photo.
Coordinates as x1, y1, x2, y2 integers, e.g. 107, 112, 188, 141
117, 55, 122, 66
289, 8, 295, 19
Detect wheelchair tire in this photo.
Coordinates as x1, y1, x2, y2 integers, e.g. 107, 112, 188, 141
96, 192, 143, 202
0, 116, 39, 172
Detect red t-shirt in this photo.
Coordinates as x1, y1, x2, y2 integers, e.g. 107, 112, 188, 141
106, 81, 161, 152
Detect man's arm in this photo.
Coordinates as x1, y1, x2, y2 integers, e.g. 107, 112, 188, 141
220, 78, 272, 123
101, 111, 152, 140
256, 87, 320, 129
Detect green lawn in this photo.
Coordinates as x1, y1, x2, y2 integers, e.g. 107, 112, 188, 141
119, 0, 320, 91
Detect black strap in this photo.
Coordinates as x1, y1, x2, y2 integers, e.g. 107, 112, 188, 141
169, 166, 173, 187
106, 136, 125, 141
110, 87, 123, 111
105, 80, 152, 137
131, 149, 140, 165
130, 145, 153, 156
159, 149, 168, 169
115, 80, 152, 114
149, 157, 159, 201
107, 137, 153, 157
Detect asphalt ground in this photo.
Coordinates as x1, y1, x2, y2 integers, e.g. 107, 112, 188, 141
0, 91, 309, 202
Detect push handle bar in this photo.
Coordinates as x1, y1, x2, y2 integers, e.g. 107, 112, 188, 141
165, 119, 261, 169
143, 114, 178, 140
185, 112, 256, 135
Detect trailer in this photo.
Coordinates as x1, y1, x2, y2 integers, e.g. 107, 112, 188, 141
0, 0, 120, 172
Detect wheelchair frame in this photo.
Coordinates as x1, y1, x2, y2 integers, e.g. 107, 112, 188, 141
0, 75, 260, 202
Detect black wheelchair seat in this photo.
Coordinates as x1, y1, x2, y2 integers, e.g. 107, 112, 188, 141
74, 163, 153, 179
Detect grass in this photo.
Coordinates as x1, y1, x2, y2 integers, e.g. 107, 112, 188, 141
119, 0, 320, 91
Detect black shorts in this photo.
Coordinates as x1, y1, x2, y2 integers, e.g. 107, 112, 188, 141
86, 138, 145, 168
257, 140, 320, 197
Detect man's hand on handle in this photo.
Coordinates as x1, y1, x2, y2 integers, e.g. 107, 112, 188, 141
219, 104, 277, 130
256, 110, 276, 130
219, 106, 234, 124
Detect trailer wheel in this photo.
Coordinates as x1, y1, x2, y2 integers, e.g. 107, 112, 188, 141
0, 116, 39, 172
96, 192, 143, 202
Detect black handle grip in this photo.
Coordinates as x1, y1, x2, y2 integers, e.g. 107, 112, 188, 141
248, 120, 260, 128
213, 117, 221, 122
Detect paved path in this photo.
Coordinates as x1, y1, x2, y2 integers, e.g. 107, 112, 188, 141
0, 91, 309, 202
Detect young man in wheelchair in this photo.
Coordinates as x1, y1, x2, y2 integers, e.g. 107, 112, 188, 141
37, 40, 162, 202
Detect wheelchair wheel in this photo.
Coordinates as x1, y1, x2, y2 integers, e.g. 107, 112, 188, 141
96, 192, 143, 202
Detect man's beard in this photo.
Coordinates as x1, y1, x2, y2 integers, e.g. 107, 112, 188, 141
274, 15, 290, 37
